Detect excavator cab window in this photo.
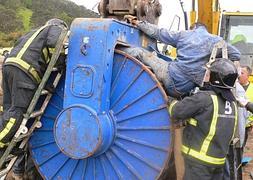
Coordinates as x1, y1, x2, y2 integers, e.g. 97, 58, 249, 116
221, 14, 253, 70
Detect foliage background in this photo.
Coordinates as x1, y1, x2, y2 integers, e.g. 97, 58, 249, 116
0, 0, 99, 47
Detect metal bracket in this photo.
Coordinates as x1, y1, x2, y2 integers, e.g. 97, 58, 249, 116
19, 125, 28, 135
201, 40, 228, 87
207, 40, 228, 68
35, 121, 42, 129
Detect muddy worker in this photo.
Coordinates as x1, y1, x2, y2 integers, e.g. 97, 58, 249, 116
123, 16, 241, 98
0, 18, 68, 178
169, 58, 238, 179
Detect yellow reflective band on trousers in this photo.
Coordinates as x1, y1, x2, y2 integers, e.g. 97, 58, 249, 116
181, 95, 227, 165
168, 100, 178, 115
182, 145, 226, 165
5, 57, 41, 83
0, 118, 16, 148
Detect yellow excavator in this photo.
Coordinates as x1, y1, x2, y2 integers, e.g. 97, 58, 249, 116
190, 0, 220, 35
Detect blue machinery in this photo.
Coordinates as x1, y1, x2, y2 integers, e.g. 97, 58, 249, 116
29, 19, 172, 179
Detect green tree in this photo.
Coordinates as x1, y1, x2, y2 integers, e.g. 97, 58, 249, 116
0, 0, 99, 46
0, 6, 23, 33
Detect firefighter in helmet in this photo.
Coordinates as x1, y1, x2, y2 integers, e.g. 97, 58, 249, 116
0, 18, 68, 178
169, 58, 238, 179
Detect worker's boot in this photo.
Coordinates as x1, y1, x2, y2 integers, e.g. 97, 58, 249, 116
121, 47, 168, 82
5, 170, 23, 180
120, 47, 146, 60
122, 47, 174, 97
12, 173, 23, 180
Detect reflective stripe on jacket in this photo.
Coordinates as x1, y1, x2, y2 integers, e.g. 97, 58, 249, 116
5, 57, 41, 83
4, 25, 47, 83
170, 90, 237, 166
5, 24, 63, 83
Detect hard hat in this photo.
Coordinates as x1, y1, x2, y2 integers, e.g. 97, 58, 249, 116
209, 58, 238, 89
46, 18, 68, 29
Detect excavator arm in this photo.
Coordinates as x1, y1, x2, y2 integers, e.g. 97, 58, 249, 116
98, 0, 162, 25
190, 0, 220, 34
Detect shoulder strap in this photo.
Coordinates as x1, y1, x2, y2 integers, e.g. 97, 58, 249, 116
207, 40, 228, 68
16, 25, 48, 59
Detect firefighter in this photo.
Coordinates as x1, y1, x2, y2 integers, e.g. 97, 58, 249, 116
0, 18, 68, 179
169, 58, 238, 179
123, 16, 241, 98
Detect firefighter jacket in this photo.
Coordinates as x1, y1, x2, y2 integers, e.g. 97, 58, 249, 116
4, 24, 65, 83
169, 90, 237, 167
245, 82, 253, 127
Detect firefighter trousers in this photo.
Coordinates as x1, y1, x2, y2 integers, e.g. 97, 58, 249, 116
1, 65, 37, 174
184, 159, 224, 180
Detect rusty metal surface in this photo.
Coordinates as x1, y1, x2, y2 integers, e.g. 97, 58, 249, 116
98, 0, 162, 24
108, 0, 136, 14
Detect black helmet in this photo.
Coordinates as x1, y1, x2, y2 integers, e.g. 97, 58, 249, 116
46, 18, 68, 29
209, 58, 238, 89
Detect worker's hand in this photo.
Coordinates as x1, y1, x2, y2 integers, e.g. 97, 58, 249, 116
236, 96, 249, 107
124, 15, 139, 26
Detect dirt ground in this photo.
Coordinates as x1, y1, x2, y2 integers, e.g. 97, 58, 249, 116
243, 130, 253, 179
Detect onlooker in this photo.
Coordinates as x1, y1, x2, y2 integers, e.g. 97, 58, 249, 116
239, 66, 253, 145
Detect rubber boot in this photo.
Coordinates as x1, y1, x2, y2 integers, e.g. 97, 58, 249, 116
5, 170, 23, 180
12, 173, 24, 180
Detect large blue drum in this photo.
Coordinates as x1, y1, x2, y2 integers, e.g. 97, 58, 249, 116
29, 19, 173, 179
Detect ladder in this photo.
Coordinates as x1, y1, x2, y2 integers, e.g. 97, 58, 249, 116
0, 29, 68, 178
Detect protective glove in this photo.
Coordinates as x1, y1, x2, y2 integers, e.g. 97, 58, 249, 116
246, 102, 253, 113
124, 15, 139, 26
